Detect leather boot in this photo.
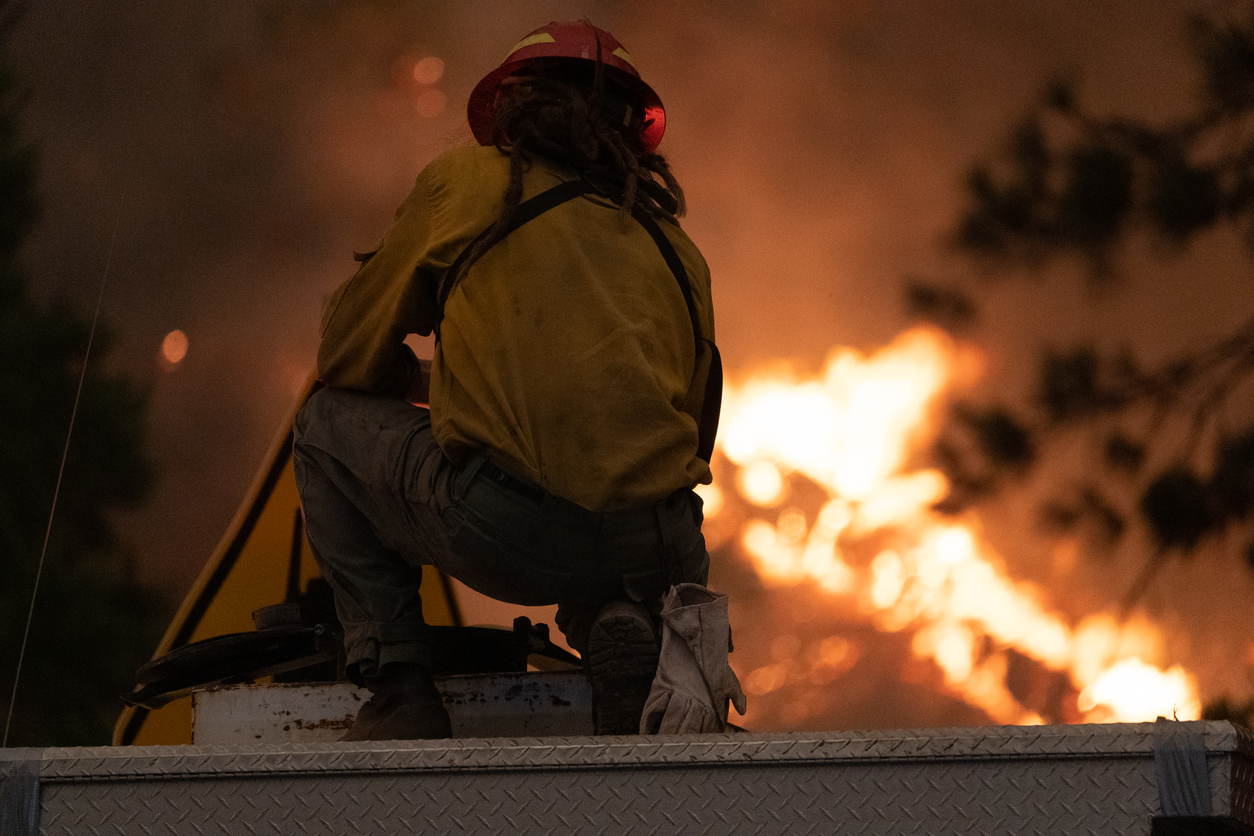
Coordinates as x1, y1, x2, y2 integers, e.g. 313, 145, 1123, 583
342, 663, 452, 741
584, 601, 660, 735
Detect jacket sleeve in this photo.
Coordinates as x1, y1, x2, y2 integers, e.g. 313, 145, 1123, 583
316, 174, 441, 397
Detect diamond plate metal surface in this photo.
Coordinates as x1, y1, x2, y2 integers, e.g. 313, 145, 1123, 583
14, 722, 1254, 836
40, 757, 1161, 835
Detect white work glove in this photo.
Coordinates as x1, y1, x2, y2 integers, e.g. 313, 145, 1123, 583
639, 583, 747, 734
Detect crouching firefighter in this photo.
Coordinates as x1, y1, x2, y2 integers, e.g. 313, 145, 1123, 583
293, 20, 730, 739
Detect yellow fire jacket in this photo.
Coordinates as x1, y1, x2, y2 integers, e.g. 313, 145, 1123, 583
317, 145, 715, 511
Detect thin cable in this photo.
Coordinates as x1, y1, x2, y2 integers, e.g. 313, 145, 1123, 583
3, 184, 128, 748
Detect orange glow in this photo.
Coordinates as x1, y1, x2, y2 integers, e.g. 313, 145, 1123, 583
693, 482, 724, 518
1079, 659, 1200, 722
415, 89, 447, 119
161, 330, 188, 365
745, 664, 790, 695
809, 637, 858, 685
412, 56, 445, 85
818, 636, 853, 667
736, 460, 787, 506
716, 325, 1200, 726
721, 328, 952, 500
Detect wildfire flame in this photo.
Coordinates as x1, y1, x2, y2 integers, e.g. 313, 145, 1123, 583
703, 326, 1200, 726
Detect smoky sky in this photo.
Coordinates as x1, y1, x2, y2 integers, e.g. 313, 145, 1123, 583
10, 0, 1254, 723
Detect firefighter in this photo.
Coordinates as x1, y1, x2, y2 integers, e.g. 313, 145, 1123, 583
293, 20, 720, 739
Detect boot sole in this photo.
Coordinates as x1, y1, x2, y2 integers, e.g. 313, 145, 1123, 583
586, 604, 659, 735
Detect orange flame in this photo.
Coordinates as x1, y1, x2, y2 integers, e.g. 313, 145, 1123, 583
709, 326, 1200, 725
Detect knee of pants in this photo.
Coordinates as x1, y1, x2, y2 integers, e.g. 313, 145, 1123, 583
292, 386, 339, 449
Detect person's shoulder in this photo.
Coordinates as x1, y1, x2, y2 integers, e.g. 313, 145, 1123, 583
419, 145, 510, 188
407, 146, 513, 222
656, 215, 710, 277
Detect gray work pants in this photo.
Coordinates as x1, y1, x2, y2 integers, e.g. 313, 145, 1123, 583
291, 387, 709, 679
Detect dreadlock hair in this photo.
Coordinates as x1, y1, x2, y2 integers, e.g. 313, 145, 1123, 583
455, 46, 685, 282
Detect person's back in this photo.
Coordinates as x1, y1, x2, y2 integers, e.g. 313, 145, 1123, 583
421, 146, 712, 511
293, 20, 728, 740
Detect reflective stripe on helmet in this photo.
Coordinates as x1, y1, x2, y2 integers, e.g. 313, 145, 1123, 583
467, 21, 666, 151
507, 32, 557, 56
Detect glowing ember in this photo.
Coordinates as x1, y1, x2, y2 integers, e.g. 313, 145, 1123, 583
711, 325, 1200, 726
412, 56, 445, 85
161, 329, 188, 365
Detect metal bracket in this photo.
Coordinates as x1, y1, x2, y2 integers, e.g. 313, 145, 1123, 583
1155, 716, 1213, 817
0, 759, 40, 836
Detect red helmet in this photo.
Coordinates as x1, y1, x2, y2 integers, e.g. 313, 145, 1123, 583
467, 21, 666, 152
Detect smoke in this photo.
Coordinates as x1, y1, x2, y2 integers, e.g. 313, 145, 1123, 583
10, 0, 1247, 729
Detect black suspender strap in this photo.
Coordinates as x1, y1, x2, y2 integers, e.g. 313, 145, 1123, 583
435, 176, 722, 461
435, 179, 593, 334
630, 207, 723, 463
630, 207, 702, 348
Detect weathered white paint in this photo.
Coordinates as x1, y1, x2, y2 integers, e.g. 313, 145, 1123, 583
191, 671, 593, 743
